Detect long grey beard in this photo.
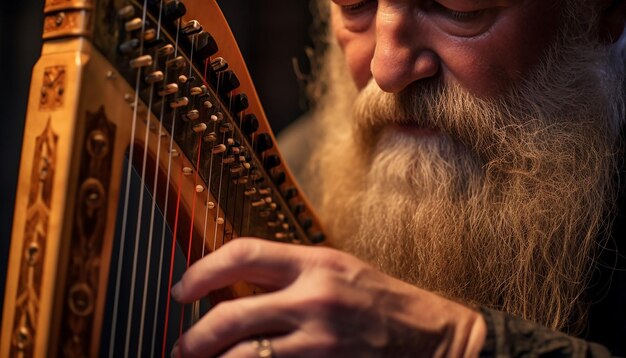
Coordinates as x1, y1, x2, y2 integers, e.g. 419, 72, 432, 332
307, 21, 625, 333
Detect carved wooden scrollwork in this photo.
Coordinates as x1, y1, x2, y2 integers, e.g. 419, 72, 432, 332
10, 118, 58, 357
60, 106, 116, 358
40, 66, 66, 111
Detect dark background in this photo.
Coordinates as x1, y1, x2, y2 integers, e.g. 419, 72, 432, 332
0, 0, 314, 314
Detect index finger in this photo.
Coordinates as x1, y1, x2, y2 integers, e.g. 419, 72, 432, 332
172, 238, 311, 303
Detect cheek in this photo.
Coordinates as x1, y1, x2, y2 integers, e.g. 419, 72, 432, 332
437, 6, 562, 97
332, 10, 376, 89
341, 34, 376, 89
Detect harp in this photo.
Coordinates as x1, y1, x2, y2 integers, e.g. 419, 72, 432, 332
1, 0, 325, 356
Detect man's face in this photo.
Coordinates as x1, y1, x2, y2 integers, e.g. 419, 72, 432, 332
314, 0, 624, 332
330, 0, 563, 97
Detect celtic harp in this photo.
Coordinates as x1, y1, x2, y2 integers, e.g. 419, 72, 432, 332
1, 0, 325, 356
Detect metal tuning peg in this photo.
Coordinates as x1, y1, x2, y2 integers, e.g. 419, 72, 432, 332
157, 44, 175, 57
219, 70, 240, 94
129, 55, 153, 68
144, 71, 164, 85
117, 5, 135, 20
125, 18, 143, 32
241, 114, 259, 136
194, 31, 219, 61
283, 187, 298, 200
231, 93, 249, 114
254, 133, 273, 153
263, 155, 281, 170
119, 38, 140, 54
272, 171, 286, 186
166, 56, 186, 71
210, 57, 228, 72
182, 20, 202, 36
300, 217, 313, 230
310, 232, 325, 244
163, 0, 186, 21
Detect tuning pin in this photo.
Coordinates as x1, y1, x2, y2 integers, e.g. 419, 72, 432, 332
241, 114, 259, 136
166, 56, 186, 70
144, 28, 157, 42
272, 172, 286, 186
125, 18, 143, 32
212, 144, 227, 154
194, 31, 219, 60
158, 83, 178, 96
283, 187, 297, 200
210, 112, 223, 122
203, 132, 218, 143
300, 217, 313, 230
170, 97, 189, 109
219, 122, 233, 133
264, 155, 281, 170
231, 93, 249, 113
222, 156, 236, 164
164, 0, 186, 21
210, 57, 228, 72
119, 38, 140, 54
157, 44, 175, 57
220, 70, 240, 94
310, 232, 325, 244
252, 199, 266, 208
254, 133, 273, 153
117, 5, 135, 19
182, 20, 203, 36
192, 123, 207, 133
186, 110, 200, 120
145, 71, 164, 85
190, 87, 204, 96
129, 55, 153, 68
230, 164, 244, 174
293, 203, 305, 215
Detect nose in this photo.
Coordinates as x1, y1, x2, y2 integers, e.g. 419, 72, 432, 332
370, 4, 439, 93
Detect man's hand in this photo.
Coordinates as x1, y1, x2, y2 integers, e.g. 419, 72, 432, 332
170, 238, 486, 357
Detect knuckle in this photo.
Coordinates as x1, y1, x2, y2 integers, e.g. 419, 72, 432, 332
223, 239, 262, 266
210, 301, 244, 334
308, 247, 357, 272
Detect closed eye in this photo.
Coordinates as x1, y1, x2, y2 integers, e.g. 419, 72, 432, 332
431, 2, 486, 22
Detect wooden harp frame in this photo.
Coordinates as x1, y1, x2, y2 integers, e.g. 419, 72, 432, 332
1, 0, 325, 357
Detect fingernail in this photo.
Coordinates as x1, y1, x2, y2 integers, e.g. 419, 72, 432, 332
171, 282, 182, 300
170, 340, 179, 358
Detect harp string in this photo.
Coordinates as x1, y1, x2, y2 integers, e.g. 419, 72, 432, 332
108, 0, 150, 355
161, 17, 184, 358
123, 14, 165, 357
138, 0, 167, 355
245, 133, 256, 235
221, 96, 233, 247
162, 163, 185, 358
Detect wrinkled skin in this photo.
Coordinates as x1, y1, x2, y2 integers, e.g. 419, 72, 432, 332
171, 239, 485, 357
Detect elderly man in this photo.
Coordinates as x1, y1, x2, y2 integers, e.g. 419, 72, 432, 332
171, 0, 626, 356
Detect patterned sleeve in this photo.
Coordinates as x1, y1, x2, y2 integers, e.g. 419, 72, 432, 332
478, 307, 614, 358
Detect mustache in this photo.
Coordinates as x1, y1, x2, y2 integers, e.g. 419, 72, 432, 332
351, 78, 510, 161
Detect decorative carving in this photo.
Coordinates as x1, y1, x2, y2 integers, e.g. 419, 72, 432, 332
44, 0, 93, 13
59, 106, 116, 358
40, 66, 66, 111
10, 117, 58, 357
43, 10, 91, 40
